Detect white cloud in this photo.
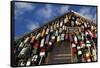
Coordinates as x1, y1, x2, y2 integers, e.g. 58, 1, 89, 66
36, 5, 69, 20
15, 36, 18, 40
15, 2, 35, 18
93, 13, 96, 22
15, 2, 33, 9
60, 6, 69, 14
27, 22, 39, 30
78, 7, 93, 20
78, 7, 97, 23
36, 4, 52, 19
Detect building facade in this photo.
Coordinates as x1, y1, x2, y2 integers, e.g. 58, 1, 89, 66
11, 11, 97, 67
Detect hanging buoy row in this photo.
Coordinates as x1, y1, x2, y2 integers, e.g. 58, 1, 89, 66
71, 19, 97, 62
13, 13, 97, 66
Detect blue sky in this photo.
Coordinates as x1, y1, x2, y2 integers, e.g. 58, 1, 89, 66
14, 2, 97, 38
